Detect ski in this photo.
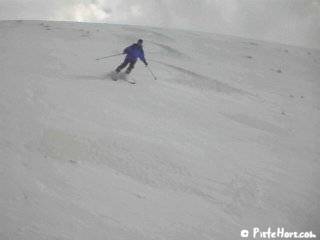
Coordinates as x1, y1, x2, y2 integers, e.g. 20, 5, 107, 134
108, 71, 136, 85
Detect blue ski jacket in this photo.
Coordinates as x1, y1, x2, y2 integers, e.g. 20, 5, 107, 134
123, 44, 147, 64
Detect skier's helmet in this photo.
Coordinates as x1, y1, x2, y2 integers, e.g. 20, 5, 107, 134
137, 39, 143, 45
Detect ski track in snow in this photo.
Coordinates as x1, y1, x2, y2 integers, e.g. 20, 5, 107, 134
0, 20, 320, 240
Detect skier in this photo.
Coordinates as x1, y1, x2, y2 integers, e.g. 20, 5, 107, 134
115, 39, 148, 74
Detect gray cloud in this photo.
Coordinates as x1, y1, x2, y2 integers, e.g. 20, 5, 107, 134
0, 0, 319, 49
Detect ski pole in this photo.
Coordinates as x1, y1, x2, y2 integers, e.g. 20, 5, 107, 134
146, 65, 157, 80
96, 53, 123, 61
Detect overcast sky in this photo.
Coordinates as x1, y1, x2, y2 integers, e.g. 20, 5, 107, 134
0, 0, 319, 49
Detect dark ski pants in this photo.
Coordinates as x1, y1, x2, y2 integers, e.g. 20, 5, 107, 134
116, 58, 137, 74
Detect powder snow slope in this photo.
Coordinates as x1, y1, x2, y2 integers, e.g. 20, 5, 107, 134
0, 20, 320, 240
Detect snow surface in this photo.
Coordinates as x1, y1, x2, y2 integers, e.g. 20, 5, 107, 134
0, 20, 320, 240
